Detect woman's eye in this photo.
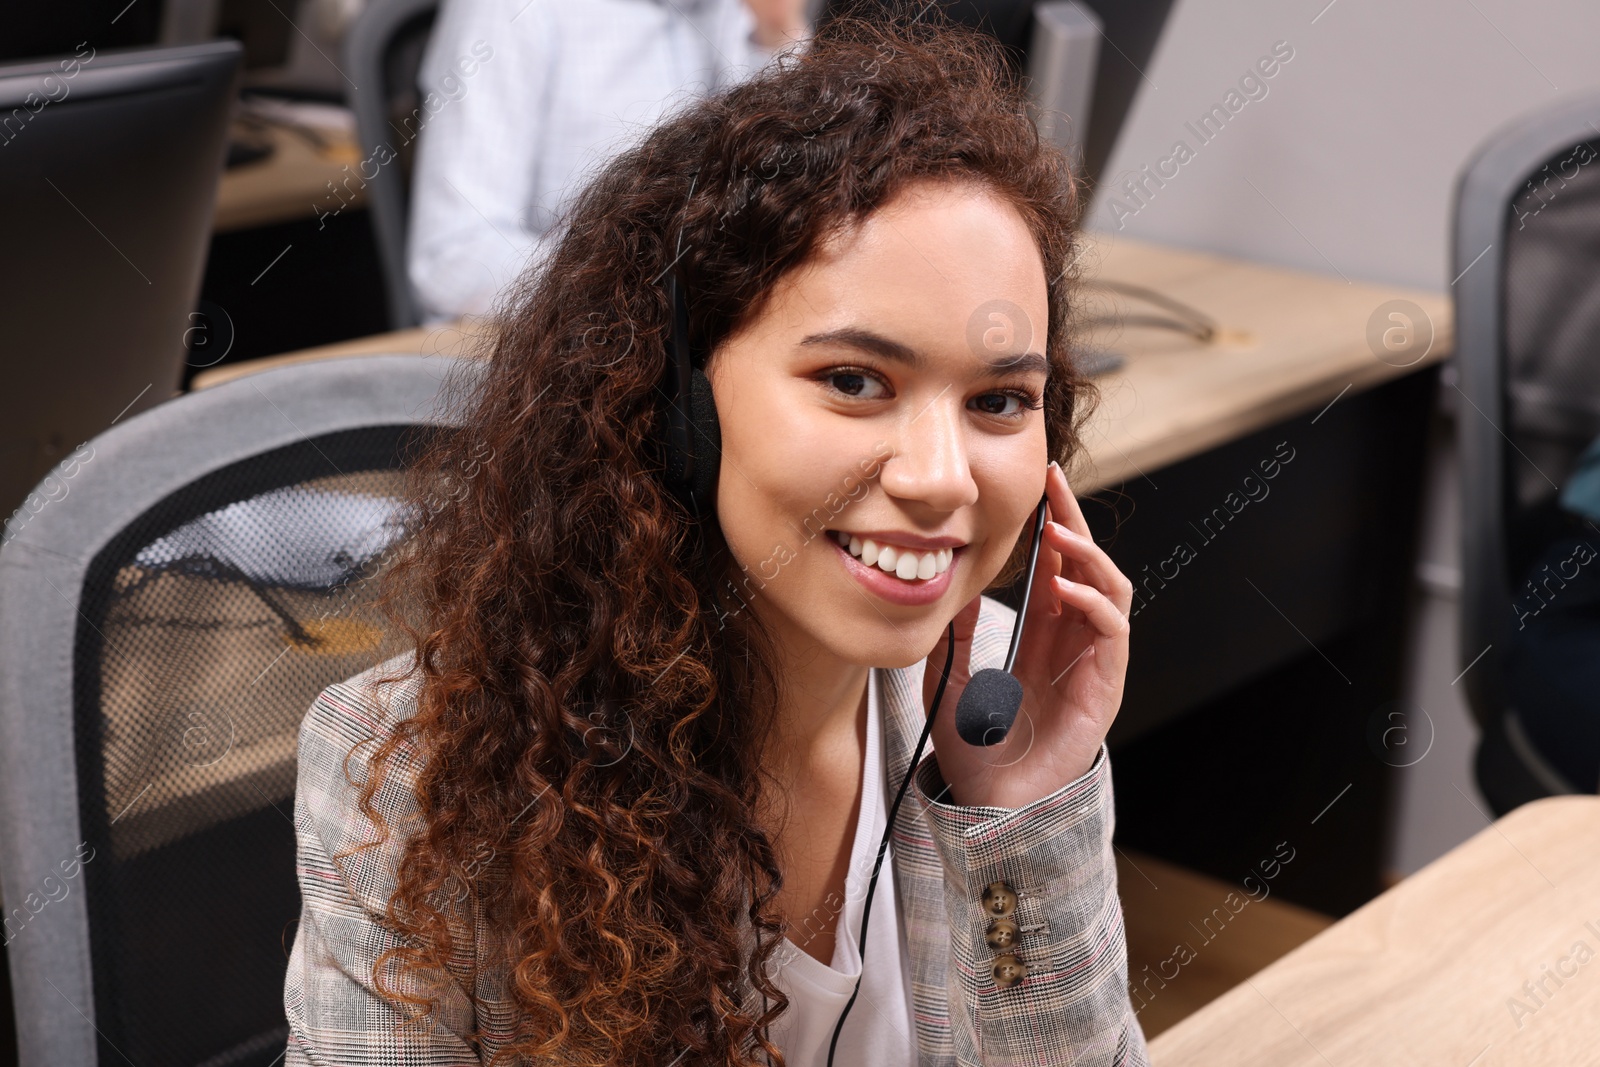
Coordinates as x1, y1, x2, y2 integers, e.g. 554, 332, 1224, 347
820, 368, 1041, 419
971, 389, 1043, 420
972, 393, 1020, 417
823, 369, 890, 400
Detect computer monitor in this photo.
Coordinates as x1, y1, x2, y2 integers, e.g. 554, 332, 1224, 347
0, 4, 164, 63
821, 0, 1178, 190
0, 40, 243, 521
2, 1, 317, 91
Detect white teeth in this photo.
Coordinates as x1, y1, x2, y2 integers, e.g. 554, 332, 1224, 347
834, 532, 956, 581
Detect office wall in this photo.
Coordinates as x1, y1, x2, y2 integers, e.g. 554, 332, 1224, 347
1085, 0, 1600, 876
1087, 0, 1600, 290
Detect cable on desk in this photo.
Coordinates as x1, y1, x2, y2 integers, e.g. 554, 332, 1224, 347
1080, 279, 1219, 345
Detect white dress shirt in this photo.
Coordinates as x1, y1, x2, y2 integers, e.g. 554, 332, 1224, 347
762, 668, 919, 1067
406, 0, 796, 323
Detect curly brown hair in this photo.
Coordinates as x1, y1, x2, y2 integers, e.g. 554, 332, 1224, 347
346, 10, 1095, 1066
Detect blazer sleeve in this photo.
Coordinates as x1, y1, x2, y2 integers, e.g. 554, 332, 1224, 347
284, 678, 483, 1066
912, 742, 1151, 1067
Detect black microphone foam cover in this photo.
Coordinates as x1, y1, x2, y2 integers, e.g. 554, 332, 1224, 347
954, 668, 1023, 746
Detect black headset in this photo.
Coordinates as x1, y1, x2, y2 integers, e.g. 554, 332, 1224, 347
654, 179, 1049, 1065
658, 175, 722, 522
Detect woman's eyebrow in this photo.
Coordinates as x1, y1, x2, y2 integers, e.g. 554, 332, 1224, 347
798, 326, 1049, 379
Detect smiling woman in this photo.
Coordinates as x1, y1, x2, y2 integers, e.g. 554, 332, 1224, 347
713, 179, 1053, 644
282, 9, 1146, 1067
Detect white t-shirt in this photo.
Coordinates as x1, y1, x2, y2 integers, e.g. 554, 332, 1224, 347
761, 669, 919, 1067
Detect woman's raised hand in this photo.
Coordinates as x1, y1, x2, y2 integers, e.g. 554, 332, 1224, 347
922, 462, 1133, 809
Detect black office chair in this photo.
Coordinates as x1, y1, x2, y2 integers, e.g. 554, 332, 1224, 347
344, 0, 440, 330
1455, 90, 1600, 816
0, 354, 480, 1066
0, 41, 240, 520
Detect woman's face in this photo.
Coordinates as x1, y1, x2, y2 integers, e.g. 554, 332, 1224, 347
707, 178, 1051, 669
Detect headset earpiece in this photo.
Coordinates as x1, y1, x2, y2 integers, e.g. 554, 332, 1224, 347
681, 361, 721, 515
659, 266, 721, 520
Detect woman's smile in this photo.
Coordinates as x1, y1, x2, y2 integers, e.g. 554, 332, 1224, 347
825, 528, 965, 606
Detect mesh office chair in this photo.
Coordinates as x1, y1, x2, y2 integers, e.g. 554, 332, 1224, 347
0, 354, 481, 1066
1455, 91, 1600, 816
344, 0, 441, 330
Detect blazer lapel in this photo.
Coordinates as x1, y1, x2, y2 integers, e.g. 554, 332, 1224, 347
877, 657, 958, 1065
874, 595, 1016, 1065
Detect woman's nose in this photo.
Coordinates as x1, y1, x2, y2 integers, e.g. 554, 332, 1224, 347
878, 396, 979, 512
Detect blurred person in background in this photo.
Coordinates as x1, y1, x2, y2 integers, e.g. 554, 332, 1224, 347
407, 0, 812, 323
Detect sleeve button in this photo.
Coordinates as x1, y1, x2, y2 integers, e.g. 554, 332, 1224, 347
981, 880, 1017, 918
993, 953, 1028, 988
985, 917, 1019, 950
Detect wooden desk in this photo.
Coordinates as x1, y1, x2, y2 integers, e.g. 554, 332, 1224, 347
214, 119, 365, 234
190, 234, 1453, 495
1148, 796, 1600, 1064
1072, 236, 1450, 492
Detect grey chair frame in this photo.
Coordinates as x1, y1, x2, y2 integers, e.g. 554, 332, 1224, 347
0, 354, 480, 1066
1453, 89, 1600, 807
343, 0, 441, 331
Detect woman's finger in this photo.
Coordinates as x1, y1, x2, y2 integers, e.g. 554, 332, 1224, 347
1044, 462, 1093, 542
1051, 575, 1129, 639
1043, 522, 1134, 613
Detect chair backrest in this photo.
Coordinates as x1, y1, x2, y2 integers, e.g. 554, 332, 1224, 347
343, 0, 441, 331
1454, 90, 1600, 733
0, 40, 241, 519
0, 354, 482, 1067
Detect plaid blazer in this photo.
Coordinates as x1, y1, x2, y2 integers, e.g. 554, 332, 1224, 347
284, 594, 1150, 1065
